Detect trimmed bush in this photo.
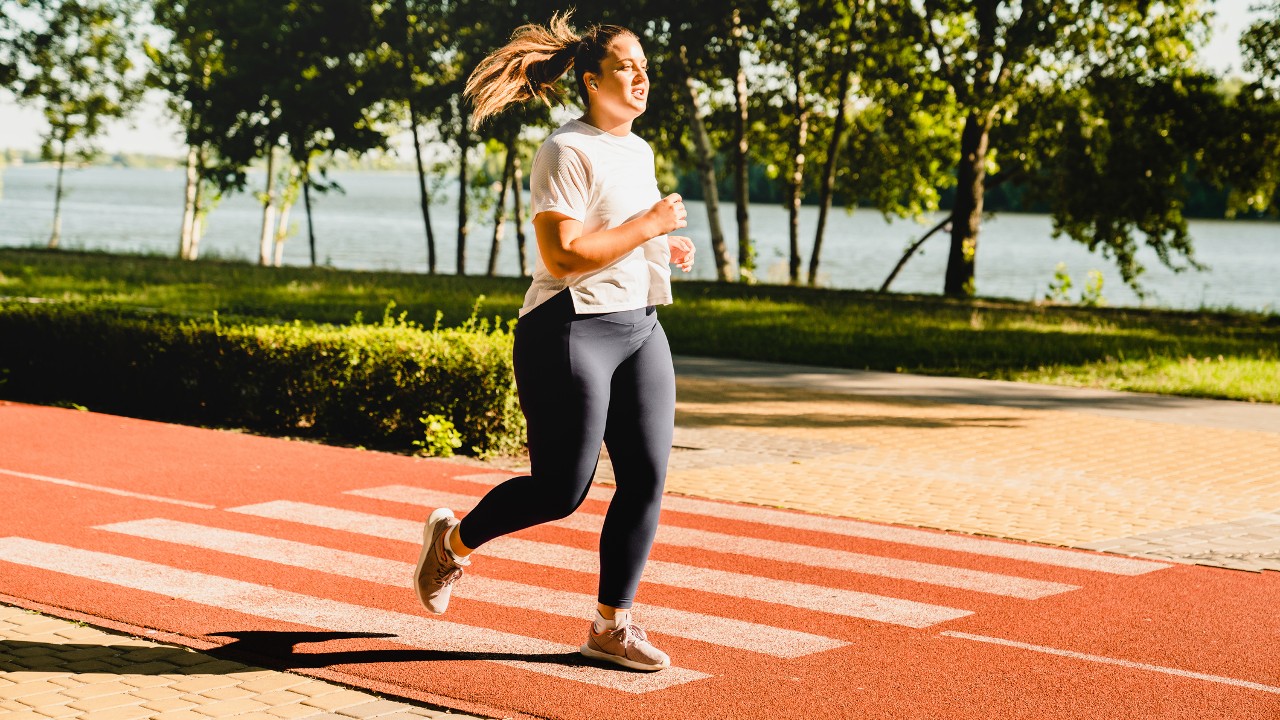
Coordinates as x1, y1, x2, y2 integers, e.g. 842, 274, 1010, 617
0, 300, 525, 456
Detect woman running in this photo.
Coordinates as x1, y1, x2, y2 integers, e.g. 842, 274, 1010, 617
412, 12, 695, 672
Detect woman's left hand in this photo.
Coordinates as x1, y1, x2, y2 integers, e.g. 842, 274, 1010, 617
669, 235, 695, 273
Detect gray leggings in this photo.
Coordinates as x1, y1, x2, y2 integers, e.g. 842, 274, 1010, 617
456, 289, 675, 609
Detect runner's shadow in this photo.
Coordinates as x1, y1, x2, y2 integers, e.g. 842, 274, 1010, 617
207, 630, 586, 669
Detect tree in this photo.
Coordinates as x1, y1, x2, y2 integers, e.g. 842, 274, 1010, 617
191, 0, 392, 267
147, 0, 223, 260
892, 1, 1214, 297
1217, 2, 1280, 218
15, 0, 144, 248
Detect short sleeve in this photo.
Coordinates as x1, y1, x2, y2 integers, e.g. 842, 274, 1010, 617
530, 139, 591, 222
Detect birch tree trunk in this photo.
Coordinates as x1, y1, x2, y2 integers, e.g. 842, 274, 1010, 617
677, 45, 732, 282
179, 144, 198, 260
48, 125, 68, 249
731, 10, 752, 281
787, 69, 809, 285
188, 145, 208, 260
258, 147, 277, 266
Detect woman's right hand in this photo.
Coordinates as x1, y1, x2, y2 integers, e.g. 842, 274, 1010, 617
647, 193, 688, 236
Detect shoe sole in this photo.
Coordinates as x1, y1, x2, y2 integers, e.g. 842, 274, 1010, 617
413, 507, 454, 614
579, 642, 670, 672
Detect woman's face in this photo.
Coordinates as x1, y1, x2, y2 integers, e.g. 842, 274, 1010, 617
587, 34, 649, 121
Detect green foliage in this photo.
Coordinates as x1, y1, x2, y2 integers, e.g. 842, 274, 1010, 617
1045, 262, 1073, 304
415, 414, 463, 457
1080, 270, 1106, 308
0, 296, 525, 456
3, 248, 1275, 405
16, 0, 146, 164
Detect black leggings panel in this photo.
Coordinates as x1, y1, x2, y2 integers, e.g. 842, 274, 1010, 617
456, 289, 675, 609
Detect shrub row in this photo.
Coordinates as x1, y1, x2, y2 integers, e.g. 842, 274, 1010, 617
0, 300, 525, 457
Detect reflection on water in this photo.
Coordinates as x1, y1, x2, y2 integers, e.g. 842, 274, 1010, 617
1, 165, 1276, 313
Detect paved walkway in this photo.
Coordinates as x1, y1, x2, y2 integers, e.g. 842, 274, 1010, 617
3, 356, 1278, 719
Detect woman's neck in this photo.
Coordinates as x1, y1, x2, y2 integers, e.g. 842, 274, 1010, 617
581, 108, 633, 137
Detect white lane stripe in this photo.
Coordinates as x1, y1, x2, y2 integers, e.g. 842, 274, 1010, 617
98, 518, 845, 658
0, 537, 707, 692
0, 467, 216, 509
231, 501, 971, 628
352, 485, 1078, 600
942, 632, 1280, 696
452, 474, 1169, 576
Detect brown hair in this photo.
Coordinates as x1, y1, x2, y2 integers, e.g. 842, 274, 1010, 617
464, 11, 636, 129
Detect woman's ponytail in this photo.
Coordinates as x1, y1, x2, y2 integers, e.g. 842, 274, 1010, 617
464, 12, 581, 129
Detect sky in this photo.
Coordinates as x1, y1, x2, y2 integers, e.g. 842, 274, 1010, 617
0, 4, 1264, 158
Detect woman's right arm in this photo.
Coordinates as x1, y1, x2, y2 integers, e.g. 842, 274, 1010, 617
533, 193, 687, 279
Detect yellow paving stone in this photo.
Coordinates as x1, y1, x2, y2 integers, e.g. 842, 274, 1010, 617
86, 704, 160, 720
190, 697, 271, 717
67, 690, 146, 712
60, 680, 139, 701
130, 685, 185, 701
267, 701, 328, 718
0, 681, 68, 700
119, 674, 179, 689
300, 689, 376, 712
167, 676, 241, 694
150, 710, 210, 720
251, 689, 310, 707
200, 684, 256, 701
235, 674, 310, 695
289, 680, 351, 698
12, 690, 75, 709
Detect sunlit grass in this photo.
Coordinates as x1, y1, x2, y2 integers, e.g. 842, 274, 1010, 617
3, 247, 1277, 403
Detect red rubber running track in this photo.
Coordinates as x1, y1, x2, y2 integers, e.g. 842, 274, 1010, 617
1, 401, 1277, 719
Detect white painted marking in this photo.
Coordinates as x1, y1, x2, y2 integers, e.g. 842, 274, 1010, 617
942, 632, 1280, 696
351, 485, 1078, 600
231, 501, 972, 628
0, 467, 216, 509
98, 518, 845, 658
0, 537, 708, 692
449, 475, 1169, 576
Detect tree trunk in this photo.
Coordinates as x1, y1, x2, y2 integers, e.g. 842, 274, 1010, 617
258, 146, 277, 266
456, 104, 471, 276
274, 164, 294, 267
189, 145, 208, 260
48, 126, 67, 249
512, 153, 528, 276
879, 215, 951, 292
487, 138, 516, 277
731, 10, 752, 282
809, 67, 852, 286
787, 70, 809, 285
179, 143, 198, 260
408, 100, 437, 274
303, 162, 317, 267
945, 111, 992, 297
677, 45, 732, 282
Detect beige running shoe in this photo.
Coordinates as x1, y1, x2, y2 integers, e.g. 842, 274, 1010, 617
580, 613, 671, 672
412, 508, 469, 614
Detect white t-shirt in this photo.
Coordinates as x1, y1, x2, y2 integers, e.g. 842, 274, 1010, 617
521, 119, 673, 316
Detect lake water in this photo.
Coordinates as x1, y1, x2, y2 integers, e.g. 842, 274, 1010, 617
1, 165, 1276, 313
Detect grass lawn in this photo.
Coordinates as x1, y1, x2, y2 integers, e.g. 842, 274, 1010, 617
2, 247, 1277, 403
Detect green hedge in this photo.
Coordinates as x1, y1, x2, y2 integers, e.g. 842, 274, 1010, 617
0, 300, 525, 457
